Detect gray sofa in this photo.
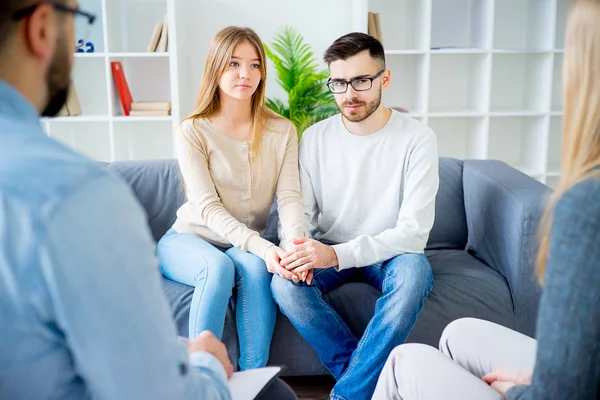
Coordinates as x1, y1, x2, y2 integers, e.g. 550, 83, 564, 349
105, 158, 550, 376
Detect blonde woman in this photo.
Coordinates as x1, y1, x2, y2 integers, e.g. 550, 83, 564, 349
157, 26, 305, 370
372, 0, 600, 399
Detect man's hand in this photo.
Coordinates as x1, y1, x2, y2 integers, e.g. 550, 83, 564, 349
264, 245, 300, 282
284, 239, 310, 284
482, 368, 532, 395
281, 238, 338, 277
188, 331, 234, 379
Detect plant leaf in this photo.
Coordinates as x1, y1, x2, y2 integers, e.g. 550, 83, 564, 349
264, 25, 339, 139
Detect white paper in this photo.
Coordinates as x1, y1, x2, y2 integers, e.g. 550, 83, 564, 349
227, 366, 282, 400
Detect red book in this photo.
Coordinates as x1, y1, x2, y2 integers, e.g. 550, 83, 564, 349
111, 61, 134, 116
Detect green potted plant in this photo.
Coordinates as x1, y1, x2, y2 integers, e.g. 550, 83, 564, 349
264, 26, 338, 139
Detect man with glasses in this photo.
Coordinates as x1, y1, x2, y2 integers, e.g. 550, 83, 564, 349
0, 2, 297, 399
271, 32, 439, 400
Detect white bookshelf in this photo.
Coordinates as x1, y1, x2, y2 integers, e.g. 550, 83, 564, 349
361, 0, 569, 185
44, 0, 568, 186
40, 0, 180, 162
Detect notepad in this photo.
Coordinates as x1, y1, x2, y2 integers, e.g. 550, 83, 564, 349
228, 366, 282, 400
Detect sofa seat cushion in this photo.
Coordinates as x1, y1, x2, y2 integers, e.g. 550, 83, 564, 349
160, 249, 514, 375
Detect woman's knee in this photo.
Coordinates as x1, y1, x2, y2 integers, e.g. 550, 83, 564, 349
201, 252, 235, 287
234, 256, 271, 284
439, 317, 489, 356
158, 233, 235, 288
388, 343, 439, 369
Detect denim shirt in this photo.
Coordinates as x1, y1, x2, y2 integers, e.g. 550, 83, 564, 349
0, 81, 231, 399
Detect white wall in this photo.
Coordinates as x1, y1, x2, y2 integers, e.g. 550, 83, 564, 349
173, 0, 363, 118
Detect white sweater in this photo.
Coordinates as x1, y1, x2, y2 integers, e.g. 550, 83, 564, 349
299, 110, 439, 270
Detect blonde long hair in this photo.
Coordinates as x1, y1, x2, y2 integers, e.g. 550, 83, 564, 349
537, 0, 600, 282
183, 26, 277, 161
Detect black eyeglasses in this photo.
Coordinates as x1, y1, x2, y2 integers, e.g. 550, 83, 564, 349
326, 69, 385, 94
12, 2, 96, 25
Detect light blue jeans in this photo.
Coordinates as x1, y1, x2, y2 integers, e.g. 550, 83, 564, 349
157, 228, 277, 370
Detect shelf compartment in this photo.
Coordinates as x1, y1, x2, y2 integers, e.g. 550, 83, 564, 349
369, 0, 428, 51
493, 0, 555, 51
383, 54, 427, 114
428, 117, 487, 160
71, 56, 110, 116
105, 0, 168, 53
430, 0, 493, 50
109, 56, 171, 117
113, 121, 174, 160
48, 121, 112, 161
490, 53, 552, 113
488, 116, 548, 176
429, 53, 488, 113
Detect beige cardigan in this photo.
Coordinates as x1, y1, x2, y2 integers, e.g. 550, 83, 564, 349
172, 116, 306, 259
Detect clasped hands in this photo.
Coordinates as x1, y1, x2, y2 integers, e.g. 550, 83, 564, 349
264, 238, 338, 285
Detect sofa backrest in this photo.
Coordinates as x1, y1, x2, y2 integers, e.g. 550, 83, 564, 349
106, 158, 468, 250
428, 158, 468, 249
107, 159, 184, 242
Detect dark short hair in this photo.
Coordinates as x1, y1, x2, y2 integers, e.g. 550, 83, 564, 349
0, 1, 67, 52
323, 32, 385, 68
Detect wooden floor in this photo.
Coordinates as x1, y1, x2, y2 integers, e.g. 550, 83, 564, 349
282, 376, 336, 400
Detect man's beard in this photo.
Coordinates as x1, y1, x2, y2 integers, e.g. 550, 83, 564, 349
42, 34, 71, 117
337, 87, 382, 123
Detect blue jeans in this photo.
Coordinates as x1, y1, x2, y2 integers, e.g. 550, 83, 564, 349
271, 253, 433, 400
157, 228, 277, 370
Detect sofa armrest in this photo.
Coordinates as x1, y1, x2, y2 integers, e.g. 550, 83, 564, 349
462, 160, 550, 337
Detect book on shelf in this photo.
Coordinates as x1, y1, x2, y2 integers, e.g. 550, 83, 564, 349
58, 103, 69, 116
146, 20, 163, 52
368, 12, 383, 42
129, 110, 171, 117
131, 101, 171, 112
129, 101, 171, 116
57, 80, 82, 116
110, 61, 133, 116
375, 13, 382, 43
156, 14, 169, 52
66, 81, 82, 116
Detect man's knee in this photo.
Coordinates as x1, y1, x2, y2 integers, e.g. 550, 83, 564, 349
270, 274, 310, 309
270, 274, 297, 304
387, 254, 433, 290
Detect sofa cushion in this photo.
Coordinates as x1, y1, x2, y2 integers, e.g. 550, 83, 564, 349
425, 158, 468, 250
107, 159, 184, 242
161, 249, 514, 375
